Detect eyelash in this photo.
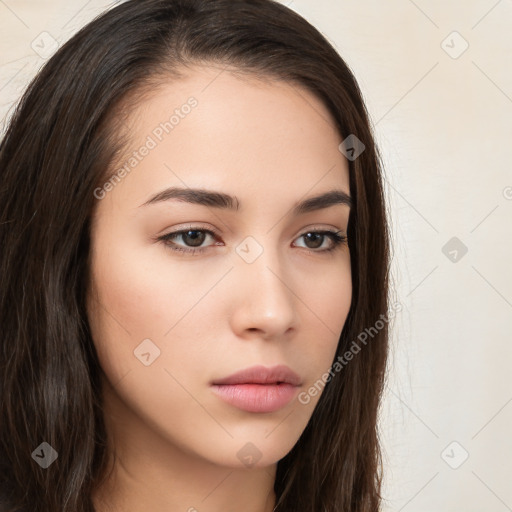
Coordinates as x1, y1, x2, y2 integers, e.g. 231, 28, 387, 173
157, 226, 347, 256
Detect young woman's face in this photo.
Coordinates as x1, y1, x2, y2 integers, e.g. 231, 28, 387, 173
87, 66, 352, 469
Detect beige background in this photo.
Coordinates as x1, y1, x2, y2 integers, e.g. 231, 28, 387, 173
1, 1, 511, 510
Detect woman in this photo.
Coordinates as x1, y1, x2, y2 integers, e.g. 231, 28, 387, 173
0, 0, 391, 510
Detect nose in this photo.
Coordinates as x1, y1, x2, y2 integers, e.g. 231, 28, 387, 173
228, 244, 298, 340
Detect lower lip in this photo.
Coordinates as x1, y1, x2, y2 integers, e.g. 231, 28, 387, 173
210, 383, 299, 413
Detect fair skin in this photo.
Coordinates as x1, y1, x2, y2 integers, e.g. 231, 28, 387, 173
87, 65, 352, 512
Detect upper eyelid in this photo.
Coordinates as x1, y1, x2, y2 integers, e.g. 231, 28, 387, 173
164, 225, 344, 239
165, 222, 345, 235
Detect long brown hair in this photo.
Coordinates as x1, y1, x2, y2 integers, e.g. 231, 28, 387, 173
0, 1, 391, 510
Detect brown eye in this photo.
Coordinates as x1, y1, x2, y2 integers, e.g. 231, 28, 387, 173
294, 230, 347, 252
179, 230, 207, 247
302, 232, 324, 249
158, 228, 218, 254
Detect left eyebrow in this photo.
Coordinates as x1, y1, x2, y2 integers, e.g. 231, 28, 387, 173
293, 189, 352, 214
139, 186, 352, 214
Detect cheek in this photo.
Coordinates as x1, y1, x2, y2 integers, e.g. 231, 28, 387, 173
295, 257, 352, 377
88, 235, 201, 335
85, 239, 210, 429
86, 232, 220, 382
300, 254, 352, 331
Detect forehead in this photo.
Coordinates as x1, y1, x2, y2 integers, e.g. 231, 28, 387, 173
99, 65, 350, 214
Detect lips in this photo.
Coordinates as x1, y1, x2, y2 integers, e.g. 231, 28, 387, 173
211, 364, 302, 386
210, 364, 302, 413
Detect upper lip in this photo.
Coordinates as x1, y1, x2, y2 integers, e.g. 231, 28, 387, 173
211, 364, 302, 386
